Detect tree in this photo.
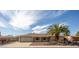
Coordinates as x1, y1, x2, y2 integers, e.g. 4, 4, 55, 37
76, 31, 79, 36
61, 25, 70, 36
47, 24, 70, 40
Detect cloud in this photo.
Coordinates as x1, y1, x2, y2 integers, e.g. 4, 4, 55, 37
9, 10, 67, 30
0, 10, 15, 20
54, 10, 67, 17
59, 22, 69, 27
0, 21, 6, 28
9, 11, 38, 30
32, 24, 51, 34
36, 10, 67, 19
0, 10, 68, 31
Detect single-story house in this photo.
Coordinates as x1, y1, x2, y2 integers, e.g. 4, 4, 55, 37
0, 36, 10, 44
0, 36, 18, 44
16, 34, 65, 42
1, 34, 79, 43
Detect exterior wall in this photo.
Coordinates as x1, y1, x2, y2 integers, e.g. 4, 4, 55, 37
20, 37, 49, 42
10, 37, 18, 41
20, 37, 33, 42
59, 36, 64, 39
50, 36, 55, 41
59, 36, 64, 41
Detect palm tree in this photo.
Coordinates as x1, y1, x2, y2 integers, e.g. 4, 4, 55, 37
48, 24, 60, 40
76, 31, 79, 36
61, 25, 70, 36
47, 24, 70, 40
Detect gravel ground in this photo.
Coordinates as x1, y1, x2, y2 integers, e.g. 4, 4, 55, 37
0, 42, 79, 48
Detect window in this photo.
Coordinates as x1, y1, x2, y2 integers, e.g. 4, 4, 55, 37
43, 37, 46, 40
36, 38, 39, 40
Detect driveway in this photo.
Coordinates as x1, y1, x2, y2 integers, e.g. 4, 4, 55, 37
0, 42, 32, 48
0, 42, 79, 48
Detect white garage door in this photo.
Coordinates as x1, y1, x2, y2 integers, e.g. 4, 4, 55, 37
21, 38, 33, 42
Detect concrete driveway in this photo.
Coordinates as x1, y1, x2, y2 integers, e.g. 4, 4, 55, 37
0, 42, 32, 48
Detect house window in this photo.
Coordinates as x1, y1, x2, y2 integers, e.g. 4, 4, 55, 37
43, 37, 46, 40
36, 38, 39, 40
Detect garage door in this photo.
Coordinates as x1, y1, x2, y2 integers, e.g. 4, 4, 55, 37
20, 38, 33, 42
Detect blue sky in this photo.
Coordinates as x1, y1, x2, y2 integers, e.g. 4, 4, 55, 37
0, 10, 79, 36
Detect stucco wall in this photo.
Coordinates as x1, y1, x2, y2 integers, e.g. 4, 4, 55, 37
20, 37, 33, 42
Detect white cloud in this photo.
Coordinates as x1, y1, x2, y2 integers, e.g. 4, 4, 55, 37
55, 10, 67, 17
32, 29, 47, 34
32, 24, 50, 34
9, 11, 38, 30
38, 10, 67, 19
0, 10, 67, 31
59, 22, 69, 27
0, 10, 15, 18
0, 21, 6, 28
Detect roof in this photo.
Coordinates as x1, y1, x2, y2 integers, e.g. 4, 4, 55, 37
0, 36, 11, 40
0, 36, 10, 38
16, 34, 66, 38
16, 34, 52, 38
0, 36, 15, 39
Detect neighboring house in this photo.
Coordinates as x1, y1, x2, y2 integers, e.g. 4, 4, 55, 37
0, 36, 10, 44
0, 36, 18, 44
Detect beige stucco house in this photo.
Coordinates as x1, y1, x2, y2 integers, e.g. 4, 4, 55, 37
15, 34, 65, 42
1, 34, 79, 44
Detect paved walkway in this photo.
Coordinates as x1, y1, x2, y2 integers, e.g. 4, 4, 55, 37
0, 42, 79, 48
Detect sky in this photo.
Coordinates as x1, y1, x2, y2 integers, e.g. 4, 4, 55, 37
0, 10, 79, 36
